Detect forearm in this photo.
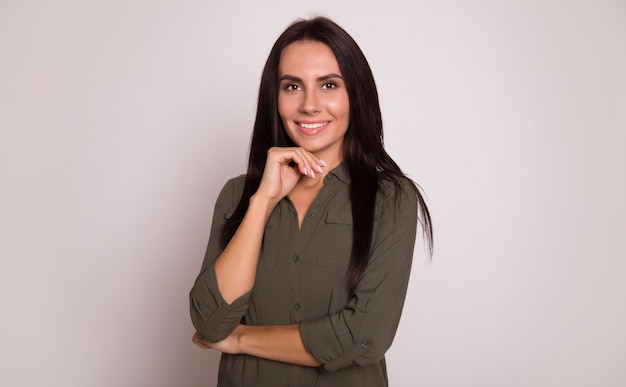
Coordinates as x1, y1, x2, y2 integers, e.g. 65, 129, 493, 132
235, 324, 321, 367
214, 194, 277, 303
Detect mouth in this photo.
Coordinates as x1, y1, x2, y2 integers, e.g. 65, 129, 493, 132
297, 121, 330, 135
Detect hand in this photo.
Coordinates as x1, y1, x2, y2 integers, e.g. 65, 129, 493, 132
192, 326, 244, 354
256, 147, 326, 202
192, 331, 212, 349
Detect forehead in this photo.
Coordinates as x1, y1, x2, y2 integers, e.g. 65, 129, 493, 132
278, 41, 341, 75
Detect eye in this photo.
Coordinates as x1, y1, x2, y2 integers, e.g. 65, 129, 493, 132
321, 81, 339, 90
283, 83, 301, 91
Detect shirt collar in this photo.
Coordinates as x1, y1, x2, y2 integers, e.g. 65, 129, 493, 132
328, 162, 350, 184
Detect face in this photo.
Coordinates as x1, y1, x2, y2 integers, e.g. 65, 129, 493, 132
277, 41, 350, 163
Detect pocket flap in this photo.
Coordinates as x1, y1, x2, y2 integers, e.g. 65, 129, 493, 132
325, 207, 353, 225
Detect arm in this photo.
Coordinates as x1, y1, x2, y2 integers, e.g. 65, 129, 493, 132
214, 147, 325, 303
194, 324, 322, 367
194, 179, 420, 371
190, 147, 326, 341
300, 180, 419, 371
213, 194, 276, 303
189, 177, 251, 342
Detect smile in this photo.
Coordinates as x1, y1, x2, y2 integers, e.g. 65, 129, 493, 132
299, 121, 329, 129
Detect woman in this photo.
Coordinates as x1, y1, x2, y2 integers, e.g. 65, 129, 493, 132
190, 16, 432, 386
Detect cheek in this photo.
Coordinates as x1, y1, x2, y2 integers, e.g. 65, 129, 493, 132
277, 98, 296, 139
329, 97, 350, 121
278, 96, 298, 122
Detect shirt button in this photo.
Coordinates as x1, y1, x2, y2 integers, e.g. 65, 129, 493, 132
325, 174, 334, 182
361, 340, 369, 349
294, 303, 301, 311
198, 333, 206, 340
292, 255, 300, 263
308, 212, 315, 218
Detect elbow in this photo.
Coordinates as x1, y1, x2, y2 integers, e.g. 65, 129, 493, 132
189, 288, 208, 332
189, 286, 251, 343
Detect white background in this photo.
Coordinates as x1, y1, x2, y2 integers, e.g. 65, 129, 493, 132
1, 1, 625, 386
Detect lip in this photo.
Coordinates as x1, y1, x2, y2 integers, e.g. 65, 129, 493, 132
295, 120, 331, 135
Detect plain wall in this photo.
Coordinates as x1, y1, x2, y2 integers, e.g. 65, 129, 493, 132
1, 0, 624, 386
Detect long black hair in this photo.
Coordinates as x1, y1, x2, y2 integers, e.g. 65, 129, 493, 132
221, 16, 433, 294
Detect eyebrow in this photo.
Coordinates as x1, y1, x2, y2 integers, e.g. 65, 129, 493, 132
279, 73, 344, 82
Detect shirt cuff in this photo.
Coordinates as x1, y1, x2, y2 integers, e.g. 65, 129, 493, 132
300, 314, 372, 372
190, 264, 250, 342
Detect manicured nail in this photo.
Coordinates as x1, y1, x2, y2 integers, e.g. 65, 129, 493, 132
319, 159, 327, 167
310, 170, 316, 178
316, 165, 323, 173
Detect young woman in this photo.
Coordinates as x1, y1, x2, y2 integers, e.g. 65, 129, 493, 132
190, 16, 433, 386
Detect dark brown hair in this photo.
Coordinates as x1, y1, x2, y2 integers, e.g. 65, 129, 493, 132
222, 16, 433, 294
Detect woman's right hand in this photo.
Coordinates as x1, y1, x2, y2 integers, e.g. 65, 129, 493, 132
255, 147, 326, 203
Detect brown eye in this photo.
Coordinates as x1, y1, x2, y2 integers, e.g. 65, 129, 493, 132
321, 81, 338, 90
284, 84, 301, 91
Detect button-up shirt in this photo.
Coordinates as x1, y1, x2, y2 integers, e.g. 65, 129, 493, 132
190, 164, 418, 386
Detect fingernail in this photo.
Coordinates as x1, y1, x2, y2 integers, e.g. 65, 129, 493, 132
311, 170, 316, 178
316, 165, 323, 173
319, 159, 327, 167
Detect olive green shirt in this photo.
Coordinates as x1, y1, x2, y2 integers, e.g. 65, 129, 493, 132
190, 164, 418, 386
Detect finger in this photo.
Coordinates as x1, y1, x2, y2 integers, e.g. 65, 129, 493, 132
192, 332, 207, 345
267, 147, 326, 179
281, 148, 316, 178
269, 148, 309, 177
292, 149, 326, 178
288, 149, 312, 177
192, 336, 212, 349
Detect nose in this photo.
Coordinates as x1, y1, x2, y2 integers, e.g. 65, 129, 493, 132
300, 89, 321, 114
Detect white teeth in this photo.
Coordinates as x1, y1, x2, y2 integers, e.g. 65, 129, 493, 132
300, 122, 327, 129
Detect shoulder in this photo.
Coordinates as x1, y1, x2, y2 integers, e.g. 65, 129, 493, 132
214, 174, 246, 217
370, 175, 419, 248
224, 174, 247, 192
377, 176, 418, 212
372, 175, 419, 231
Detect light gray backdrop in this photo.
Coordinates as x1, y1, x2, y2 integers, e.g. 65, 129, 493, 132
1, 0, 624, 386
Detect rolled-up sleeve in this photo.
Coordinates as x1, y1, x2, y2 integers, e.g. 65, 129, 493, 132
300, 180, 418, 372
189, 176, 250, 342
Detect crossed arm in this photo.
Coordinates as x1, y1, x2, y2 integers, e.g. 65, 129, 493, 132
191, 147, 326, 367
190, 149, 418, 370
193, 323, 321, 367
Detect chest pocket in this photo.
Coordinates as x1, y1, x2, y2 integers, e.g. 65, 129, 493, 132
317, 207, 353, 267
259, 210, 280, 271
